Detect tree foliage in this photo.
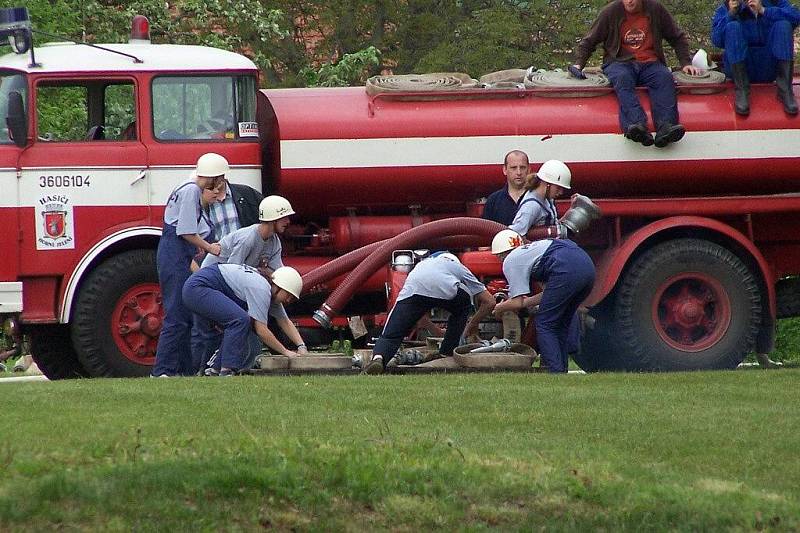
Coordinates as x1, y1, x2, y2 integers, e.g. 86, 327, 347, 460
4, 0, 728, 86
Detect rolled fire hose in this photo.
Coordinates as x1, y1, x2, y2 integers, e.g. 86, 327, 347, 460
313, 218, 506, 328
672, 69, 726, 95
366, 73, 477, 96
302, 234, 499, 295
524, 68, 611, 98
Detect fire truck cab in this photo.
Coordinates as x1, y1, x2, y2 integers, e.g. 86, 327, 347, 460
0, 25, 262, 377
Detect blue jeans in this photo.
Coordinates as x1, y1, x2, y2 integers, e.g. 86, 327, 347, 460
721, 19, 794, 82
603, 61, 678, 132
534, 240, 596, 373
373, 290, 472, 362
152, 224, 196, 376
182, 265, 253, 371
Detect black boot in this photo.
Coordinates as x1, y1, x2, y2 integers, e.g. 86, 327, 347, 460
776, 60, 798, 115
731, 62, 750, 116
654, 123, 685, 148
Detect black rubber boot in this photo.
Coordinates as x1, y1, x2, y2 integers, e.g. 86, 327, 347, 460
776, 60, 798, 115
731, 62, 750, 116
653, 123, 685, 148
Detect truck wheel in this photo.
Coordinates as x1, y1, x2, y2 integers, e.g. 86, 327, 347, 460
614, 239, 761, 370
72, 250, 160, 377
28, 325, 88, 379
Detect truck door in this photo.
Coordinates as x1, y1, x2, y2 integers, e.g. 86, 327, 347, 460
17, 77, 148, 319
0, 71, 26, 306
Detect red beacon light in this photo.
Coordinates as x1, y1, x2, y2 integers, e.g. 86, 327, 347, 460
129, 15, 150, 44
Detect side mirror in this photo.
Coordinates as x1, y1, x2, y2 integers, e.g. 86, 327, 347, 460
6, 90, 27, 148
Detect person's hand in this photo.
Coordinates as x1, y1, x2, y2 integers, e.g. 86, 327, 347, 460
728, 0, 740, 15
283, 350, 300, 357
207, 242, 221, 256
568, 65, 587, 80
296, 344, 309, 355
682, 65, 702, 76
494, 300, 511, 317
747, 0, 764, 14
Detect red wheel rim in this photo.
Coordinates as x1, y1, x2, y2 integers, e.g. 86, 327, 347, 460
111, 283, 162, 365
651, 272, 731, 352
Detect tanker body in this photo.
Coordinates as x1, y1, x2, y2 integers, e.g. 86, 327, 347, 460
259, 83, 800, 224
260, 81, 800, 372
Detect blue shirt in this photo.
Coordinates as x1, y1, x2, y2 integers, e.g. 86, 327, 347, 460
482, 186, 521, 226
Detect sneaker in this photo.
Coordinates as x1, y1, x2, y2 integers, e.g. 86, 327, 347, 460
203, 366, 220, 377
219, 368, 238, 377
150, 373, 172, 378
624, 124, 654, 146
654, 124, 685, 148
364, 356, 384, 375
13, 355, 31, 373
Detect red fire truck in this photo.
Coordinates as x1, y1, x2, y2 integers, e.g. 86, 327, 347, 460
0, 13, 798, 378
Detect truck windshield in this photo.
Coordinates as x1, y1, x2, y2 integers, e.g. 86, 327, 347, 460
0, 72, 27, 145
152, 75, 257, 141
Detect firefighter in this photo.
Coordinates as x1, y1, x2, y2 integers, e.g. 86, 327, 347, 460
509, 160, 571, 238
182, 264, 303, 375
151, 153, 225, 378
508, 160, 582, 360
196, 196, 309, 374
365, 252, 496, 374
491, 230, 595, 373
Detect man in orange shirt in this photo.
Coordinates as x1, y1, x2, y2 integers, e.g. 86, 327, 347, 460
571, 0, 701, 147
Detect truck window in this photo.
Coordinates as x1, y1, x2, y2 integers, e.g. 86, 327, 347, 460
0, 72, 28, 144
35, 81, 136, 142
152, 75, 257, 141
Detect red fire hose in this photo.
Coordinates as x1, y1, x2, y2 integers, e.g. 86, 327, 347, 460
313, 217, 505, 327
302, 234, 498, 294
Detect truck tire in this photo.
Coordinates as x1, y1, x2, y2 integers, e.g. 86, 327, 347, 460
28, 325, 88, 379
72, 250, 160, 377
613, 239, 761, 371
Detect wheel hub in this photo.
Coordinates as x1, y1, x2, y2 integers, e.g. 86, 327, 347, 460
112, 283, 162, 365
652, 273, 732, 352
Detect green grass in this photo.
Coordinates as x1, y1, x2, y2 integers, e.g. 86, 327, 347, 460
1, 371, 799, 531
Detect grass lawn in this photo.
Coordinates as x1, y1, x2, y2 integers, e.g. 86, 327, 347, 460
1, 370, 798, 531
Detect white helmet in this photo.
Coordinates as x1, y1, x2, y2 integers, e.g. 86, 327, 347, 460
536, 160, 571, 189
491, 229, 523, 255
431, 251, 460, 263
259, 195, 295, 222
195, 152, 229, 178
393, 254, 414, 273
272, 266, 303, 299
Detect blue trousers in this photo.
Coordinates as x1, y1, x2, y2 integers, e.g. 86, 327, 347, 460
373, 289, 472, 363
152, 224, 196, 376
191, 315, 262, 372
721, 19, 794, 82
603, 61, 678, 132
534, 240, 595, 373
182, 264, 253, 371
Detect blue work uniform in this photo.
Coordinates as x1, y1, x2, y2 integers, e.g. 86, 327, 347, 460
194, 224, 285, 371
152, 179, 213, 377
183, 263, 288, 371
712, 0, 800, 82
508, 191, 582, 355
373, 255, 486, 364
503, 240, 595, 373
